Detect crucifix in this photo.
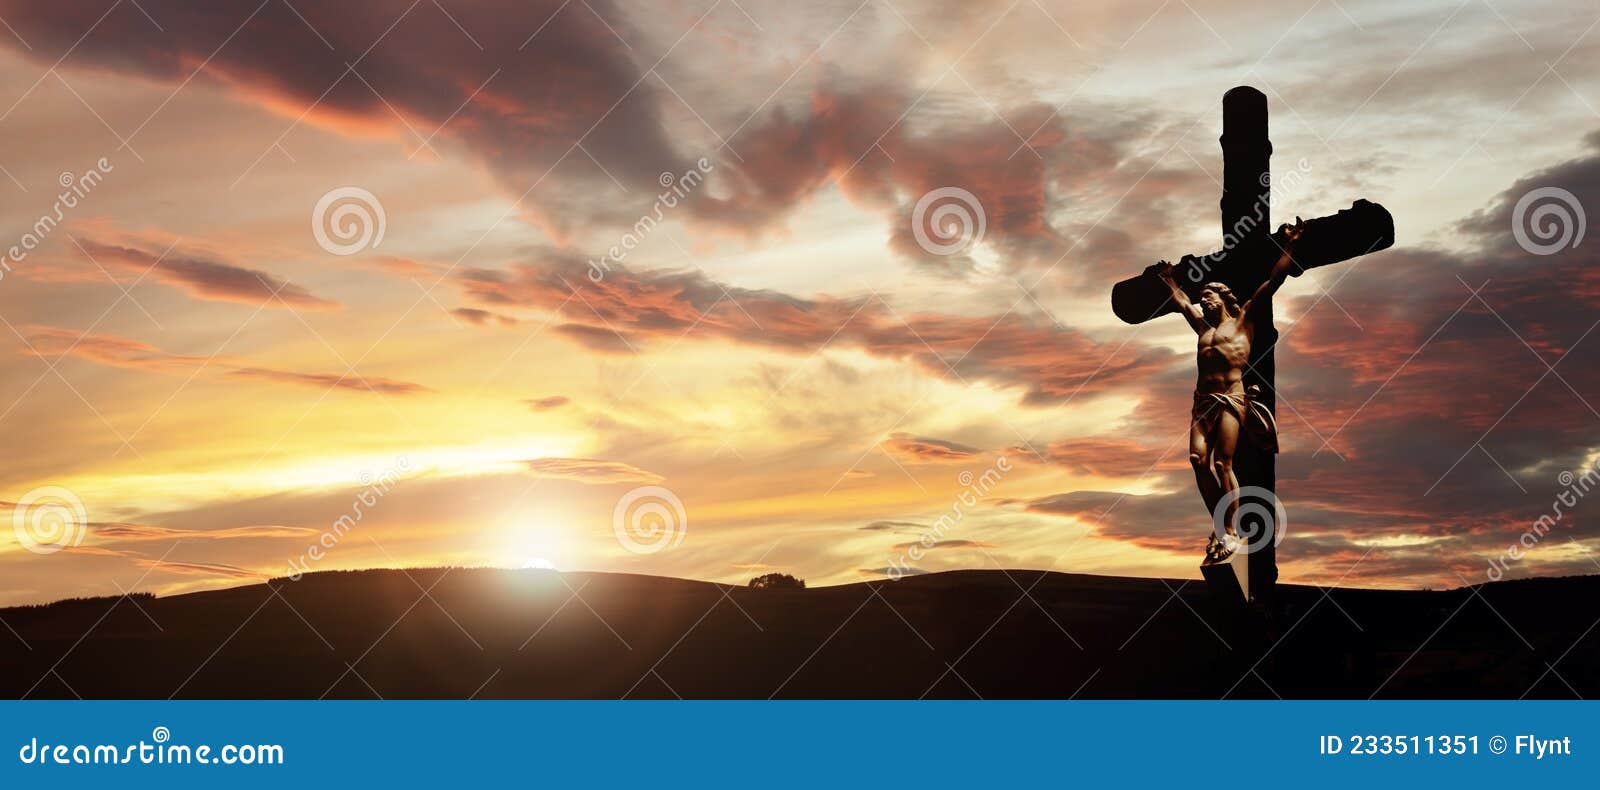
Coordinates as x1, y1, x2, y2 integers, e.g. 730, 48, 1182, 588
1109, 86, 1394, 608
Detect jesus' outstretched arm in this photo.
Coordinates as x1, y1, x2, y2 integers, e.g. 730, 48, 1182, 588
1241, 217, 1306, 317
1153, 260, 1208, 333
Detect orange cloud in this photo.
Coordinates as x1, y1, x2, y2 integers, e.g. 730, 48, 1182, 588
77, 239, 338, 311
91, 523, 319, 542
888, 539, 996, 551
456, 255, 1177, 405
452, 307, 521, 327
22, 326, 430, 396
881, 433, 981, 462
137, 559, 267, 580
524, 396, 570, 411
22, 326, 206, 372
521, 458, 663, 485
227, 368, 431, 396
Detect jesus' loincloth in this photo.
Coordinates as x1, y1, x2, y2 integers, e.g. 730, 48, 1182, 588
1192, 387, 1279, 453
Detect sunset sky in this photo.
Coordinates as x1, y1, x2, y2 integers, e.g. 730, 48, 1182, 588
3, 0, 1600, 606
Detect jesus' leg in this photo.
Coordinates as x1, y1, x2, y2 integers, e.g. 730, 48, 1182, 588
1190, 418, 1225, 558
1210, 409, 1243, 548
1189, 419, 1222, 512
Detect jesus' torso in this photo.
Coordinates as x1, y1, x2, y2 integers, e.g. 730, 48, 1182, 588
1196, 314, 1252, 395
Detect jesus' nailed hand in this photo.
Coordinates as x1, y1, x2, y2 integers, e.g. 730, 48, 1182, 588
1153, 218, 1303, 563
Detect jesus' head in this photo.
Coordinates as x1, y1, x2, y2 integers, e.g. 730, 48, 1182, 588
1198, 282, 1239, 324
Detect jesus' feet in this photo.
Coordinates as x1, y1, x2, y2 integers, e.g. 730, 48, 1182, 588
1205, 531, 1240, 563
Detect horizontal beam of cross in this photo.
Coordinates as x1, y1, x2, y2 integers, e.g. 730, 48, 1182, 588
1110, 199, 1394, 325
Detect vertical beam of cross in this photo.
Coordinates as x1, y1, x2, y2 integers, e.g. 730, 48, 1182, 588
1219, 87, 1278, 602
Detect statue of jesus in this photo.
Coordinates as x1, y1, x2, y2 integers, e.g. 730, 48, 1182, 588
1153, 219, 1303, 562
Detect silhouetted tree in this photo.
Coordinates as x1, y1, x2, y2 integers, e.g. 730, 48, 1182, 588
748, 572, 805, 590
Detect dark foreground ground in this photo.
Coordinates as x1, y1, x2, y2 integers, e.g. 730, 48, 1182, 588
2, 568, 1596, 698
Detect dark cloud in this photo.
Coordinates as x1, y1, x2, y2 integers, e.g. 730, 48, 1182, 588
1017, 489, 1201, 555
455, 254, 1178, 404
672, 87, 1216, 286
1016, 436, 1189, 478
1275, 132, 1600, 488
77, 239, 338, 310
0, 3, 1186, 275
691, 86, 1108, 275
0, 0, 698, 246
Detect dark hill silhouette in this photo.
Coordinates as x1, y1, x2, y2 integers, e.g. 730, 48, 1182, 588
3, 568, 1596, 698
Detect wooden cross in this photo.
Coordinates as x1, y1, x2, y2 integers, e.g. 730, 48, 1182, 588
1108, 86, 1394, 607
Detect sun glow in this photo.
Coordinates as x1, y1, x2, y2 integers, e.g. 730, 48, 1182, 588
37, 437, 583, 515
496, 516, 577, 572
